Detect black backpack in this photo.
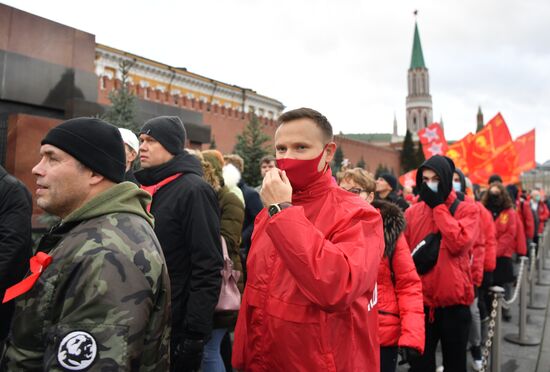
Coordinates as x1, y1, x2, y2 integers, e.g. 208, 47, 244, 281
411, 198, 461, 275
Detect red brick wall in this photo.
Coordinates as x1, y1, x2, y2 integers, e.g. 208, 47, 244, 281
98, 77, 278, 153
334, 135, 401, 175
98, 78, 400, 173
5, 113, 63, 222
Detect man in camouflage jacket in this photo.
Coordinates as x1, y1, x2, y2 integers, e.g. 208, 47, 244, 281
1, 118, 171, 371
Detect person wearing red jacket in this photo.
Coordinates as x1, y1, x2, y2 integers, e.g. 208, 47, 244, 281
481, 182, 518, 322
452, 169, 484, 371
404, 156, 479, 372
507, 185, 535, 243
232, 108, 385, 371
339, 168, 424, 372
530, 189, 549, 242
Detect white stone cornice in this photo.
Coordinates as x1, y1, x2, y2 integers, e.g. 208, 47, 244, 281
95, 45, 285, 116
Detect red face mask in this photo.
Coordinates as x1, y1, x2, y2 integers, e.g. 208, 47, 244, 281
276, 147, 328, 192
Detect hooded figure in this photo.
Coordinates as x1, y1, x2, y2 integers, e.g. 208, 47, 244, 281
415, 155, 454, 209
405, 155, 480, 372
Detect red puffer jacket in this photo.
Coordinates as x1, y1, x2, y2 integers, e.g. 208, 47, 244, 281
479, 204, 497, 272
494, 208, 518, 258
470, 201, 485, 287
404, 190, 478, 308
373, 200, 424, 353
233, 170, 384, 372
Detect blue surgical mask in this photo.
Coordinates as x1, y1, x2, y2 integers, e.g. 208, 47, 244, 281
452, 181, 462, 193
426, 181, 439, 193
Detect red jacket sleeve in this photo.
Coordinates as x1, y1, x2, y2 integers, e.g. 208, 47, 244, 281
521, 201, 535, 240
266, 206, 384, 312
393, 236, 425, 353
432, 201, 480, 256
471, 207, 485, 287
495, 209, 517, 257
480, 206, 497, 272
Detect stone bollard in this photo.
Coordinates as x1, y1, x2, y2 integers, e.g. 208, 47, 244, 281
489, 286, 505, 372
505, 256, 540, 346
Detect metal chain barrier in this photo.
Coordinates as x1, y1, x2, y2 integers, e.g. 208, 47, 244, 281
480, 293, 499, 372
502, 256, 526, 309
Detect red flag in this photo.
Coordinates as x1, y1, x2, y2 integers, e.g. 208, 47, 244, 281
418, 123, 448, 159
446, 133, 473, 174
468, 113, 518, 185
514, 129, 536, 174
469, 143, 519, 185
399, 169, 417, 188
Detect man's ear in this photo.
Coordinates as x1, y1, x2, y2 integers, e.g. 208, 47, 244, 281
324, 142, 337, 163
89, 171, 106, 186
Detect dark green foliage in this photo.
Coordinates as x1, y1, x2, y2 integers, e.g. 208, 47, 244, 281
416, 142, 425, 167
102, 60, 139, 131
332, 147, 344, 173
356, 156, 366, 170
234, 113, 270, 186
400, 130, 417, 172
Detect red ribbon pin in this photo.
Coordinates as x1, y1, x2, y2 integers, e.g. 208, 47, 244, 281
2, 252, 52, 303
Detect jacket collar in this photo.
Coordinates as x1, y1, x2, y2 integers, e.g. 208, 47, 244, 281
291, 168, 334, 204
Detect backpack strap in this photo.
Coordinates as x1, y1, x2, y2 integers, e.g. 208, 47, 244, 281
449, 197, 461, 216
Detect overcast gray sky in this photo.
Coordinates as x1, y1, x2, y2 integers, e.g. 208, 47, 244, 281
5, 0, 549, 163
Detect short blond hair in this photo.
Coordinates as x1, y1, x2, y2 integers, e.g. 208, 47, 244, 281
340, 168, 376, 193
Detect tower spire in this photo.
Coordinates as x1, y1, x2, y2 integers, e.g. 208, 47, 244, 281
410, 22, 426, 69
393, 112, 398, 136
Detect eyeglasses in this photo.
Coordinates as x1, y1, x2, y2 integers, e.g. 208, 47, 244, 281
343, 187, 365, 195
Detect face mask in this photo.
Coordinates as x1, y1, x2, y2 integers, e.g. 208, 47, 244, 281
534, 195, 541, 202
276, 147, 328, 192
452, 181, 462, 193
426, 181, 439, 193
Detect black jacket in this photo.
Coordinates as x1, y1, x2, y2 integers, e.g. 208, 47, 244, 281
135, 152, 223, 341
0, 165, 32, 339
238, 179, 263, 258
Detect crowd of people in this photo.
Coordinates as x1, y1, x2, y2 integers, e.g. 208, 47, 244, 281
0, 108, 547, 372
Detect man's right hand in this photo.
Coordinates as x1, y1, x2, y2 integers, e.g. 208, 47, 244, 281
260, 168, 292, 207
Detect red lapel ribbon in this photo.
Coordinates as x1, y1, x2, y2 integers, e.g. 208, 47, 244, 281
141, 173, 183, 212
2, 252, 53, 304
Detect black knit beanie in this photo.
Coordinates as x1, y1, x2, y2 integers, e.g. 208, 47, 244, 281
139, 116, 186, 155
41, 118, 126, 183
380, 173, 398, 191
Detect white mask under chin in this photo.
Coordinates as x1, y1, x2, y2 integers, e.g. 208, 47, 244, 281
426, 181, 439, 193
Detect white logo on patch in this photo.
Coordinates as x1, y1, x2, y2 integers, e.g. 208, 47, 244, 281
57, 331, 97, 370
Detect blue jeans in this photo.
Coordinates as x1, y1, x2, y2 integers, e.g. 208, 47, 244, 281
202, 328, 227, 372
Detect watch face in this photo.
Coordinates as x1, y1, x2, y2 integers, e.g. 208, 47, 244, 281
268, 205, 280, 216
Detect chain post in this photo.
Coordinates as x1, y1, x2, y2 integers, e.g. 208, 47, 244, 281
505, 256, 540, 346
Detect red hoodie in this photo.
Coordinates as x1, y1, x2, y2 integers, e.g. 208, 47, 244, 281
233, 169, 384, 371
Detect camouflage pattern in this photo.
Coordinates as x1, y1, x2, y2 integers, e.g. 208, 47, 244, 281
1, 182, 171, 371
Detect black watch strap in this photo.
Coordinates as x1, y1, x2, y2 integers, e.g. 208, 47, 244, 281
268, 202, 292, 217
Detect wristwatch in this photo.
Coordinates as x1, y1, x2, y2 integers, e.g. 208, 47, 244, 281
268, 202, 292, 217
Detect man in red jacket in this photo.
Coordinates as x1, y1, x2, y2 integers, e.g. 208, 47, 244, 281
405, 156, 479, 372
232, 108, 385, 371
